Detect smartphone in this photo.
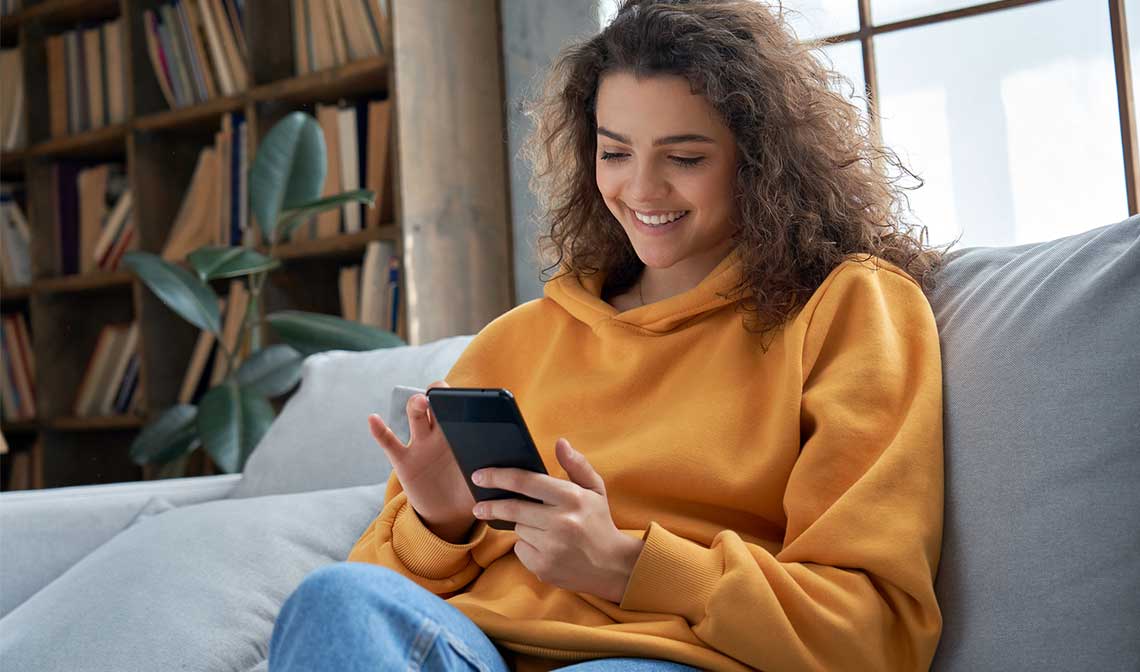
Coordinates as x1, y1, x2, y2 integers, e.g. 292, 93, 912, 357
425, 387, 549, 531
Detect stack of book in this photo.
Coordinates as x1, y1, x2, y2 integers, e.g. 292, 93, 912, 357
289, 99, 390, 242
292, 0, 387, 75
339, 240, 400, 333
162, 112, 249, 259
143, 0, 250, 109
0, 1, 22, 17
178, 280, 249, 403
50, 162, 135, 276
0, 47, 26, 150
44, 18, 127, 137
0, 313, 35, 422
0, 184, 31, 287
73, 321, 142, 417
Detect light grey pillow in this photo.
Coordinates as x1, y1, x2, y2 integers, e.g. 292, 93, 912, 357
231, 336, 473, 499
927, 215, 1140, 670
0, 483, 385, 672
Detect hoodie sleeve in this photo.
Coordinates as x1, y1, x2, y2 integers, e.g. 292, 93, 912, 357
618, 262, 945, 672
347, 470, 517, 596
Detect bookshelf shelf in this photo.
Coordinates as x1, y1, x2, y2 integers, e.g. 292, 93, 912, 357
0, 420, 38, 433
1, 284, 33, 301
269, 225, 400, 261
2, 0, 513, 491
28, 123, 129, 159
46, 415, 145, 431
134, 96, 247, 133
19, 0, 120, 26
33, 271, 134, 295
250, 56, 389, 106
1, 148, 27, 177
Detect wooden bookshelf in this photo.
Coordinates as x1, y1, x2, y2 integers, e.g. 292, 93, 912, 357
0, 0, 513, 491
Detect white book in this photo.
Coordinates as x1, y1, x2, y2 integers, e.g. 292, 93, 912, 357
336, 105, 360, 233
359, 240, 393, 328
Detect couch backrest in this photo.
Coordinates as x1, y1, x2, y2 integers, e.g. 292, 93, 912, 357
230, 335, 474, 499
926, 215, 1139, 670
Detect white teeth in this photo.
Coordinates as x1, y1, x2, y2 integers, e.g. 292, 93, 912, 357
634, 210, 687, 225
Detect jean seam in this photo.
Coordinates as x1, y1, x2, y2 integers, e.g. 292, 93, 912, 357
438, 629, 496, 672
406, 616, 439, 671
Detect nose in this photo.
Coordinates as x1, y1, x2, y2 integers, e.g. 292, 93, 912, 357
626, 159, 670, 204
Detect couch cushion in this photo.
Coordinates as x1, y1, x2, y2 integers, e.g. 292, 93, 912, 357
0, 483, 385, 672
231, 336, 474, 499
927, 215, 1140, 670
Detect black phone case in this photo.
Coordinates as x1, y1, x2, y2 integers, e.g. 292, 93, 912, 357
426, 387, 549, 531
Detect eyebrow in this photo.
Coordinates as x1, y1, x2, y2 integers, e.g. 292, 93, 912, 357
597, 127, 715, 146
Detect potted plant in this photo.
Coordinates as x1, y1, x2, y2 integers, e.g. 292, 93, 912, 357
124, 111, 402, 477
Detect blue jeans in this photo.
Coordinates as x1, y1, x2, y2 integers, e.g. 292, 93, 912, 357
269, 561, 700, 671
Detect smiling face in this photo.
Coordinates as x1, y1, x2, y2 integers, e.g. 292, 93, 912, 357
594, 71, 739, 281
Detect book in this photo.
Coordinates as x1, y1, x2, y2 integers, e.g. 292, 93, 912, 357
196, 0, 236, 96
45, 34, 67, 137
143, 9, 178, 108
104, 19, 126, 123
338, 265, 360, 321
93, 189, 133, 269
83, 27, 105, 128
162, 148, 219, 260
315, 103, 343, 238
292, 0, 310, 75
209, 281, 249, 385
365, 98, 392, 229
359, 240, 395, 329
73, 325, 119, 417
336, 104, 361, 233
179, 299, 225, 404
98, 321, 139, 415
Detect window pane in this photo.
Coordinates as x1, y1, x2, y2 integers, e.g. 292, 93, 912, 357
781, 1, 860, 41
875, 0, 1127, 248
873, 1, 989, 25
818, 40, 868, 120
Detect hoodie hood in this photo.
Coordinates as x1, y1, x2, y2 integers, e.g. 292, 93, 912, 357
543, 247, 748, 334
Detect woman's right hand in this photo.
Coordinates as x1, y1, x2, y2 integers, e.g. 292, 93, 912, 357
367, 381, 477, 544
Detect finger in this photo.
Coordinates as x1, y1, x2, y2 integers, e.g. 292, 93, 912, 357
367, 414, 406, 455
473, 468, 579, 507
423, 381, 449, 426
405, 394, 434, 443
555, 438, 606, 496
474, 498, 551, 530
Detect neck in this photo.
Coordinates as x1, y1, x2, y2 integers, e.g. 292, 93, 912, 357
639, 241, 736, 305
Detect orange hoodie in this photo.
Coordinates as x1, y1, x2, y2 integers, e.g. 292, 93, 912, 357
348, 249, 944, 671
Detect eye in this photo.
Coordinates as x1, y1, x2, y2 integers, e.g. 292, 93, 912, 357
671, 156, 704, 168
599, 151, 627, 161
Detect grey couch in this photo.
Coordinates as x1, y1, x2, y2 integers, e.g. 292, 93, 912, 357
1, 216, 1137, 671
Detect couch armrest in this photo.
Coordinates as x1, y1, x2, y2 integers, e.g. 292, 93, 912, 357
0, 474, 242, 618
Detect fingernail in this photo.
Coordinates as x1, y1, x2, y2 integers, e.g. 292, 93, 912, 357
472, 470, 485, 485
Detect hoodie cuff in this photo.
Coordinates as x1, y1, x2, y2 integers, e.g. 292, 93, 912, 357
392, 500, 488, 580
619, 521, 724, 624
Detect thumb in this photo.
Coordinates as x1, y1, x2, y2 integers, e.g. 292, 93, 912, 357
556, 438, 605, 496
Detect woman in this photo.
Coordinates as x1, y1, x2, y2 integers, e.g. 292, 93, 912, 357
269, 1, 951, 670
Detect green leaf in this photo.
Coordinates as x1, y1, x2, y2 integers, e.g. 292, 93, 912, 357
123, 251, 222, 334
276, 189, 376, 242
197, 382, 276, 473
266, 310, 405, 356
235, 344, 304, 397
250, 112, 327, 245
129, 404, 200, 465
187, 246, 282, 282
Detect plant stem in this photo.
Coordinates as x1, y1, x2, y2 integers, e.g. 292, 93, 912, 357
223, 231, 280, 381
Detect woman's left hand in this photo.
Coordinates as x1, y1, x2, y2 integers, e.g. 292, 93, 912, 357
471, 438, 646, 604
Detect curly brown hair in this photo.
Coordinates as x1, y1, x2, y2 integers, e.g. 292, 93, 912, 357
520, 0, 956, 343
